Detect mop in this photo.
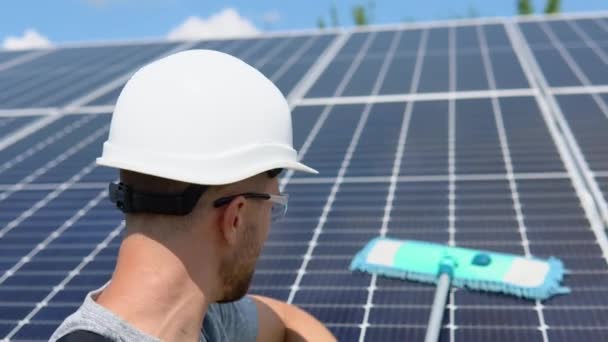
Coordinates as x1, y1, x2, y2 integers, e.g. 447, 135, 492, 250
350, 237, 569, 342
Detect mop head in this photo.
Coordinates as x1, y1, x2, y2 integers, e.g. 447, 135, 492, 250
350, 237, 569, 300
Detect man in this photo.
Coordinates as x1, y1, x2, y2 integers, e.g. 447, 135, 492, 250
50, 49, 336, 341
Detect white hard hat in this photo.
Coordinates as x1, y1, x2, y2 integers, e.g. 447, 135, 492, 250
96, 49, 317, 185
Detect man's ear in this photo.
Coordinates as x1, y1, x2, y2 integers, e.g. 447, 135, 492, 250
219, 196, 246, 246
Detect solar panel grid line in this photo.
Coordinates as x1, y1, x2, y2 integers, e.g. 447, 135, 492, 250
0, 187, 106, 286
0, 108, 59, 118
297, 88, 538, 106
65, 105, 115, 115
447, 24, 458, 342
347, 16, 510, 34
285, 172, 572, 185
509, 20, 608, 230
0, 115, 95, 175
359, 27, 430, 342
0, 123, 108, 202
514, 11, 608, 23
0, 221, 125, 341
287, 33, 349, 105
550, 85, 608, 96
0, 160, 98, 240
481, 24, 550, 340
286, 32, 385, 305
0, 50, 52, 74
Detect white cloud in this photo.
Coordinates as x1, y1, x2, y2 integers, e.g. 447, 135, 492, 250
3, 29, 53, 50
262, 10, 281, 24
167, 8, 260, 40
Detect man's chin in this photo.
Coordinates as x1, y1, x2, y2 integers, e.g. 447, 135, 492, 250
217, 278, 252, 303
216, 288, 249, 304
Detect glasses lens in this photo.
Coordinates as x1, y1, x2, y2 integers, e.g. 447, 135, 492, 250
270, 202, 286, 222
269, 194, 288, 222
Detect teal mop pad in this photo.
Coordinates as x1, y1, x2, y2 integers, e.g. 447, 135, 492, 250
351, 237, 569, 341
351, 237, 569, 300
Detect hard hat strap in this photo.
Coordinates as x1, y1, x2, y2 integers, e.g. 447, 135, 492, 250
108, 182, 207, 216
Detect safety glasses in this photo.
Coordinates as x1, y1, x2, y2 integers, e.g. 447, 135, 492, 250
213, 192, 289, 222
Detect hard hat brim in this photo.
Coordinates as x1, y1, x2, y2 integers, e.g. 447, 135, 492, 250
96, 141, 318, 186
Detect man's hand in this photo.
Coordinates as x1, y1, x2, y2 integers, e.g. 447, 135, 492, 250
251, 295, 337, 342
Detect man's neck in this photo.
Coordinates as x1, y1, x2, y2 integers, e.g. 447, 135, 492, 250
96, 233, 216, 342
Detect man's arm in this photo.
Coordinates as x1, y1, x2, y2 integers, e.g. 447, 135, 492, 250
250, 295, 336, 342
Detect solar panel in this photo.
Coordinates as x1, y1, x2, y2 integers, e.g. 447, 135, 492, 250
0, 13, 607, 342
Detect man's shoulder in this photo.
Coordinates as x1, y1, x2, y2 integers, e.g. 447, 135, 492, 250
51, 295, 258, 342
49, 308, 111, 342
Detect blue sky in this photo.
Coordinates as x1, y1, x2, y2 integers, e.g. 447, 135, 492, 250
1, 0, 607, 48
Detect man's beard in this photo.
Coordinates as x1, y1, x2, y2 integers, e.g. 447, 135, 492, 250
217, 222, 262, 303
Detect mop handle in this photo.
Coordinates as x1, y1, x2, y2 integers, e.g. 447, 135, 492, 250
424, 272, 452, 342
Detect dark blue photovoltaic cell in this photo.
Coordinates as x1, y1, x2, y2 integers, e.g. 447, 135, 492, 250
0, 115, 38, 139
573, 18, 608, 41
520, 22, 585, 87
376, 28, 423, 94
545, 21, 608, 85
556, 94, 608, 171
456, 50, 489, 90
567, 46, 608, 84
520, 22, 553, 46
547, 21, 581, 43
417, 54, 450, 92
426, 27, 449, 52
599, 177, 608, 202
455, 98, 506, 174
0, 115, 85, 164
401, 100, 448, 175
531, 48, 582, 86
0, 114, 110, 184
273, 34, 336, 96
298, 104, 364, 178
457, 308, 539, 325
10, 322, 58, 340
0, 50, 31, 64
456, 329, 543, 342
305, 33, 369, 98
482, 24, 530, 89
500, 96, 565, 172
0, 43, 179, 108
346, 102, 405, 177
342, 31, 397, 96
489, 49, 530, 89
364, 328, 429, 342
456, 25, 479, 49
483, 24, 511, 48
